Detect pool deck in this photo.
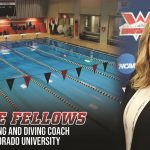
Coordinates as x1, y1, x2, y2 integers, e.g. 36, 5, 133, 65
0, 33, 122, 56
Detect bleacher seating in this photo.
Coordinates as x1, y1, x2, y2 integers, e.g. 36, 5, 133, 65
107, 35, 122, 46
79, 31, 100, 42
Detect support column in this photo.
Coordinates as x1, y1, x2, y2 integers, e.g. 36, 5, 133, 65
73, 0, 80, 39
44, 18, 49, 34
100, 0, 117, 44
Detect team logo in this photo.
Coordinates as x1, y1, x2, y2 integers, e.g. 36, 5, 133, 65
118, 53, 135, 74
120, 11, 150, 40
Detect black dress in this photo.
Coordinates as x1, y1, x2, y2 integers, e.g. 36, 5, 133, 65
121, 79, 150, 150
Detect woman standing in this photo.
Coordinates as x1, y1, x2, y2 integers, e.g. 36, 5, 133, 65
122, 22, 150, 150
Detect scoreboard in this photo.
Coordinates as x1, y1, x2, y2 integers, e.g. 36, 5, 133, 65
0, 1, 16, 17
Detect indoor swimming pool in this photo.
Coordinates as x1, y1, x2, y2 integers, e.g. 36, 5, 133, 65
0, 38, 123, 131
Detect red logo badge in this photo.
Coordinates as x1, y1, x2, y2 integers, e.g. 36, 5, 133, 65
120, 11, 150, 40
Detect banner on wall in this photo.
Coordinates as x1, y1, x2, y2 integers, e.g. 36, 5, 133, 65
118, 0, 150, 87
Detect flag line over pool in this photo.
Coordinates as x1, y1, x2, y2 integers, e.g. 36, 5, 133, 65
5, 63, 108, 90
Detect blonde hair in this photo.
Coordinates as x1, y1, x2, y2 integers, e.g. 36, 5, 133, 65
131, 22, 150, 89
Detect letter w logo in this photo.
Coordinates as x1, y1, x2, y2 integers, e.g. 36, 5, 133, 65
122, 11, 150, 24
119, 11, 150, 40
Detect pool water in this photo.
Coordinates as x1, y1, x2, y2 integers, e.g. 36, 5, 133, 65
0, 38, 123, 131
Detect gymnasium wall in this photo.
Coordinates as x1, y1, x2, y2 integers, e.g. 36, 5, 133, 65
0, 0, 48, 35
1, 0, 48, 18
15, 0, 48, 18
47, 0, 119, 44
47, 0, 103, 16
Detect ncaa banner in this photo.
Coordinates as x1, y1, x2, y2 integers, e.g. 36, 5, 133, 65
118, 0, 150, 87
